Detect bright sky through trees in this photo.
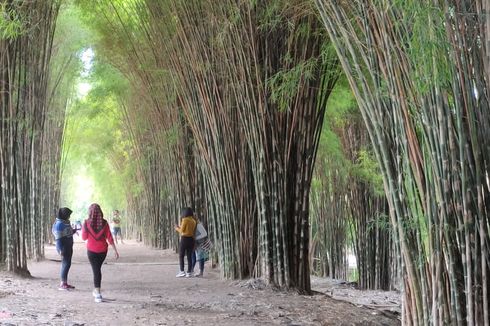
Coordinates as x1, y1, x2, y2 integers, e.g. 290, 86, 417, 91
70, 171, 95, 221
77, 48, 93, 97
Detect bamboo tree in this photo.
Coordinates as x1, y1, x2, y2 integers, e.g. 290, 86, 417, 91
154, 0, 340, 290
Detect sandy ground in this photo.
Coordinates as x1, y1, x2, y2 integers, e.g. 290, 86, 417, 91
0, 238, 400, 325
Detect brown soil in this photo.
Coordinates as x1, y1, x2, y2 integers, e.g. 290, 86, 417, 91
0, 238, 400, 325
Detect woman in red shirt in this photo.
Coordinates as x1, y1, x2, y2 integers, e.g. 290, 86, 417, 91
82, 203, 119, 303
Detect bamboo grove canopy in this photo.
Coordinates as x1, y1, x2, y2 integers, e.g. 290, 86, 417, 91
0, 0, 489, 325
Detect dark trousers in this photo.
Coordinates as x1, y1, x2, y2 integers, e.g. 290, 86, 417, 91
87, 250, 107, 288
60, 246, 73, 282
179, 237, 195, 273
191, 251, 205, 273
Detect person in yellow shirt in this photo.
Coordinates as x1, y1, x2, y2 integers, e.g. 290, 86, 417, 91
174, 207, 197, 277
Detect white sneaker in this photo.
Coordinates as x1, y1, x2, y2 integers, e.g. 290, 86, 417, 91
93, 290, 103, 303
185, 272, 194, 278
176, 271, 186, 278
94, 294, 102, 303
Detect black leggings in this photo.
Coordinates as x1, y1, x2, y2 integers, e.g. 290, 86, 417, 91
60, 246, 73, 282
87, 250, 107, 288
179, 237, 195, 273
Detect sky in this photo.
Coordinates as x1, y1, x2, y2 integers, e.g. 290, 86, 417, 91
77, 47, 94, 97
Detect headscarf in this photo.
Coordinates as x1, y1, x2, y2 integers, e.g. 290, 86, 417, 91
57, 207, 72, 220
88, 203, 106, 233
180, 207, 193, 218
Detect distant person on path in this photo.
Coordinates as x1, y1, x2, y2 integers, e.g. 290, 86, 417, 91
82, 203, 119, 303
110, 209, 124, 244
52, 207, 75, 290
191, 217, 211, 278
174, 207, 197, 278
73, 220, 82, 237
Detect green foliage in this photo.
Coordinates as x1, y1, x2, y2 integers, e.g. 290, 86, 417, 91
160, 123, 181, 147
58, 2, 134, 215
319, 77, 384, 194
56, 2, 94, 52
267, 58, 318, 111
315, 79, 355, 180
49, 4, 89, 102
256, 0, 285, 32
325, 77, 356, 122
352, 149, 384, 195
366, 213, 390, 232
0, 3, 25, 39
392, 0, 452, 93
88, 58, 130, 98
318, 128, 350, 172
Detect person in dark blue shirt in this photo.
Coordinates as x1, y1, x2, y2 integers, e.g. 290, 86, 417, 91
52, 207, 75, 290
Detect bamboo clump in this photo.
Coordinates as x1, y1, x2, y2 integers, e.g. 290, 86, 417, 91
79, 0, 341, 292
316, 0, 489, 323
0, 0, 64, 272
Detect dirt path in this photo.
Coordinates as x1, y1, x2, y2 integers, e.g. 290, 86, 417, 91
0, 238, 399, 325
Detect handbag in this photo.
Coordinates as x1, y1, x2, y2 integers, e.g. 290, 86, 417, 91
199, 238, 213, 252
